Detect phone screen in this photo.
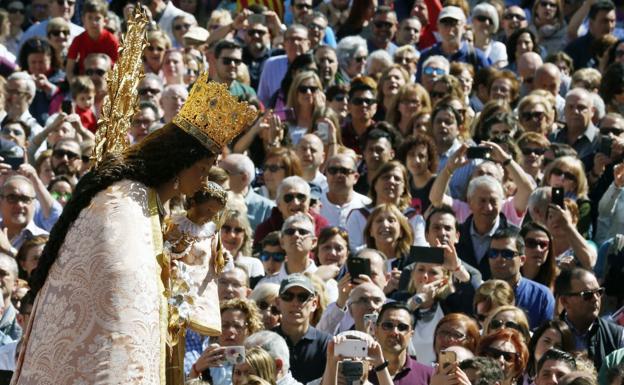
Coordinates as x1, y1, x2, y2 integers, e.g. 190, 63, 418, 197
552, 187, 564, 208
466, 146, 491, 160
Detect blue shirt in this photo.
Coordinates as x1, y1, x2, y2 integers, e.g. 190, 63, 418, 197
273, 325, 331, 384
257, 55, 289, 107
416, 42, 491, 83
437, 139, 478, 200
244, 188, 275, 230
515, 277, 555, 330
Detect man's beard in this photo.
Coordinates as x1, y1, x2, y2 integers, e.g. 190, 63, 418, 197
53, 163, 75, 176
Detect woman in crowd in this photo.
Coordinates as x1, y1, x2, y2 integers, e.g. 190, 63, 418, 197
220, 208, 264, 280
473, 279, 515, 329
375, 65, 410, 121
364, 203, 414, 273
521, 222, 557, 291
256, 147, 303, 201
268, 52, 317, 114
478, 328, 529, 385
170, 14, 196, 49
325, 84, 350, 125
345, 161, 426, 251
398, 133, 438, 214
529, 0, 567, 56
517, 93, 557, 136
232, 347, 277, 385
46, 17, 70, 66
386, 83, 431, 137
335, 35, 368, 83
506, 28, 541, 71
482, 305, 531, 343
433, 313, 481, 359
16, 235, 48, 280
450, 62, 475, 108
314, 226, 350, 284
47, 175, 74, 207
430, 75, 464, 107
249, 283, 281, 330
471, 100, 512, 143
517, 132, 550, 185
285, 71, 325, 145
409, 110, 432, 135
482, 112, 522, 141
162, 49, 185, 85
488, 70, 521, 108
310, 106, 343, 154
144, 30, 171, 75
526, 320, 575, 380
35, 149, 54, 186
472, 3, 508, 68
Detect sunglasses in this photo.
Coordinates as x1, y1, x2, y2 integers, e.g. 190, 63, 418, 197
525, 238, 549, 249
477, 313, 488, 322
51, 191, 72, 200
380, 321, 410, 332
474, 15, 492, 23
430, 91, 446, 99
374, 20, 394, 29
423, 66, 446, 76
147, 45, 165, 52
283, 227, 311, 236
138, 87, 161, 96
56, 0, 75, 5
332, 94, 348, 103
283, 193, 307, 204
601, 127, 624, 136
8, 8, 25, 14
439, 18, 460, 27
521, 111, 546, 121
437, 329, 466, 341
489, 319, 522, 332
298, 85, 319, 94
257, 301, 281, 315
53, 149, 80, 160
327, 166, 355, 175
259, 251, 286, 262
264, 164, 285, 173
504, 13, 526, 21
351, 97, 376, 106
353, 56, 367, 63
222, 225, 245, 234
484, 347, 518, 362
1, 193, 35, 204
221, 57, 242, 66
487, 248, 519, 260
174, 23, 191, 31
85, 68, 106, 77
49, 29, 69, 37
521, 147, 547, 156
247, 29, 267, 37
551, 167, 577, 182
564, 287, 605, 300
293, 3, 312, 10
279, 291, 313, 303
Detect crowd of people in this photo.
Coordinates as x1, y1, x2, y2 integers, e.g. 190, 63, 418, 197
0, 0, 624, 383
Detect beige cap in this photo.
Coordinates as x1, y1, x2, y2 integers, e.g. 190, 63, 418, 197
183, 26, 209, 44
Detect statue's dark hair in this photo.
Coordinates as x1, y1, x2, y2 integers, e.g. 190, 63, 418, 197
29, 123, 215, 294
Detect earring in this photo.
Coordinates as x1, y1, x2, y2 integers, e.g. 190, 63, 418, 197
173, 177, 180, 191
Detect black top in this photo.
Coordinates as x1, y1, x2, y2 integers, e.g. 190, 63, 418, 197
272, 325, 332, 384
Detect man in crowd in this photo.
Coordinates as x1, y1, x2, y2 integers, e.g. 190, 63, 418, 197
367, 6, 398, 55
129, 101, 159, 144
160, 84, 188, 124
565, 0, 616, 70
354, 128, 395, 195
213, 39, 256, 98
534, 349, 578, 385
295, 134, 326, 190
51, 138, 82, 183
0, 254, 20, 346
315, 45, 339, 89
137, 74, 164, 116
83, 53, 111, 115
275, 213, 318, 282
242, 16, 272, 90
395, 17, 421, 49
217, 266, 251, 301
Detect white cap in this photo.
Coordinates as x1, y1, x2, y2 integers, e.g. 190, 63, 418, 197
438, 6, 466, 23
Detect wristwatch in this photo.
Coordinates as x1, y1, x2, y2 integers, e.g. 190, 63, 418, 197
374, 360, 389, 372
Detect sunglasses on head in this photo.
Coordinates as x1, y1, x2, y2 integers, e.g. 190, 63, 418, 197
489, 319, 522, 332
283, 193, 307, 204
327, 166, 355, 176
380, 321, 410, 332
487, 248, 518, 260
259, 251, 286, 262
351, 97, 376, 106
297, 85, 319, 94
85, 68, 106, 77
564, 287, 605, 300
484, 347, 518, 362
551, 167, 577, 182
53, 149, 80, 160
279, 291, 313, 303
525, 238, 549, 249
283, 227, 311, 237
521, 147, 546, 156
257, 301, 281, 315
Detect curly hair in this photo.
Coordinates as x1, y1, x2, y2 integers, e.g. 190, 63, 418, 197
398, 133, 439, 174
30, 123, 216, 294
220, 297, 264, 336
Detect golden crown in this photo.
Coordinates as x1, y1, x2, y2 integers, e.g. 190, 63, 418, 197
172, 73, 258, 153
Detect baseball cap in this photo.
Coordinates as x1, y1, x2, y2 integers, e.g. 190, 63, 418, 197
183, 26, 209, 44
438, 6, 466, 23
279, 274, 315, 295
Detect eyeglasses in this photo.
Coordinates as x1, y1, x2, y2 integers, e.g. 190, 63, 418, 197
297, 85, 319, 94
307, 23, 324, 31
1, 194, 35, 204
353, 56, 367, 63
283, 193, 307, 203
147, 45, 165, 52
521, 147, 547, 156
487, 248, 519, 260
259, 251, 286, 262
138, 87, 161, 96
51, 191, 72, 201
264, 164, 285, 173
374, 20, 394, 29
257, 301, 281, 315
56, 0, 75, 6
283, 227, 311, 236
351, 97, 376, 106
437, 329, 467, 341
601, 127, 624, 136
52, 149, 80, 160
489, 319, 522, 332
222, 225, 245, 234
380, 321, 411, 333
551, 167, 577, 182
332, 94, 348, 103
247, 29, 267, 37
49, 29, 69, 37
293, 3, 312, 10
174, 23, 192, 31
525, 238, 549, 250
539, 1, 557, 8
85, 68, 106, 77
520, 110, 546, 121
327, 166, 355, 176
1, 127, 24, 137
504, 13, 526, 21
484, 347, 518, 362
474, 15, 492, 24
279, 291, 313, 303
423, 66, 446, 76
221, 57, 242, 66
8, 8, 25, 14
564, 287, 605, 300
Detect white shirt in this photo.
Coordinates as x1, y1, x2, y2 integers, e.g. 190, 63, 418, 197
0, 341, 18, 371
257, 259, 317, 286
408, 305, 444, 365
235, 255, 265, 278
320, 191, 371, 228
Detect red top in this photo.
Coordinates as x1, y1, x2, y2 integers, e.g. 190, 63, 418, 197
67, 29, 119, 73
417, 0, 443, 51
75, 105, 97, 133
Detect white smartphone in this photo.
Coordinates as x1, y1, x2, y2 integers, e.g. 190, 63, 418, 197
225, 346, 246, 365
334, 339, 368, 358
315, 122, 330, 143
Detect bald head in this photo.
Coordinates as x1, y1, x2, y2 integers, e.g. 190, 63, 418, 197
534, 63, 561, 97
327, 153, 357, 170
219, 153, 255, 193
517, 52, 543, 81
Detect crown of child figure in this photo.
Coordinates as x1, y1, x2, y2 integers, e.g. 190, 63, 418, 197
172, 72, 257, 152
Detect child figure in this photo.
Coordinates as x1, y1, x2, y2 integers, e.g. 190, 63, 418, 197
65, 0, 119, 82
164, 181, 228, 337
69, 76, 97, 133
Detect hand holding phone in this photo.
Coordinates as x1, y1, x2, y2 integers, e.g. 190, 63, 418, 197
466, 146, 492, 160
551, 187, 564, 208
438, 350, 457, 368
224, 346, 246, 365
334, 339, 368, 358
347, 257, 371, 283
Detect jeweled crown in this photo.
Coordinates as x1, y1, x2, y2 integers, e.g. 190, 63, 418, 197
172, 73, 258, 153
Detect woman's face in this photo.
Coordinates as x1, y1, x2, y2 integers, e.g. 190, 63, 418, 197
374, 167, 405, 204
27, 52, 51, 76
457, 70, 473, 96
50, 180, 72, 207
221, 218, 246, 255
232, 362, 256, 385
523, 230, 550, 268
490, 78, 513, 104
145, 40, 166, 68
328, 93, 349, 120
163, 51, 185, 79
398, 92, 422, 122
520, 103, 550, 134
412, 262, 444, 289
318, 234, 349, 266
489, 123, 514, 139
263, 157, 286, 194
346, 48, 367, 78
257, 296, 281, 330
296, 78, 320, 109
178, 156, 217, 197
20, 244, 44, 276
473, 13, 494, 36
412, 113, 431, 134
172, 17, 194, 44
382, 69, 406, 98
488, 339, 518, 380
370, 210, 401, 247
219, 309, 249, 346
38, 157, 54, 186
534, 327, 563, 363
536, 0, 558, 23
515, 33, 534, 59
434, 321, 469, 354
547, 163, 577, 194
48, 28, 70, 52
406, 144, 429, 177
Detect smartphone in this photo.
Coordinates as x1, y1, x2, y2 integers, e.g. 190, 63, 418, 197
347, 257, 371, 282
248, 13, 266, 25
334, 339, 368, 358
224, 346, 246, 365
339, 360, 364, 380
275, 107, 295, 122
61, 100, 73, 114
407, 246, 445, 266
439, 350, 457, 368
315, 122, 330, 143
466, 146, 492, 160
552, 187, 564, 208
600, 135, 613, 157
363, 313, 378, 325
3, 156, 24, 170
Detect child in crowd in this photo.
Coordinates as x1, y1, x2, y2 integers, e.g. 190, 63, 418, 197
69, 76, 97, 133
256, 231, 285, 286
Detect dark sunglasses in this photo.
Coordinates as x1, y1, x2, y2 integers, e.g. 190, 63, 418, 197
49, 29, 69, 37
439, 18, 459, 27
430, 91, 446, 99
601, 127, 624, 136
484, 347, 518, 362
327, 166, 355, 176
174, 23, 191, 31
504, 13, 526, 21
423, 66, 446, 76
8, 8, 25, 14
294, 3, 312, 10
283, 193, 307, 204
487, 248, 519, 260
56, 0, 75, 5
374, 20, 394, 29
520, 111, 545, 121
147, 45, 165, 52
332, 94, 348, 103
53, 149, 80, 160
257, 301, 281, 315
521, 147, 547, 156
489, 319, 522, 332
297, 85, 319, 94
353, 56, 367, 63
221, 57, 242, 66
551, 167, 577, 182
138, 87, 161, 96
380, 321, 410, 332
474, 15, 492, 23
85, 68, 106, 77
222, 225, 245, 234
1, 193, 35, 204
283, 227, 311, 236
351, 97, 376, 106
564, 287, 605, 300
259, 251, 286, 262
279, 291, 313, 303
525, 238, 549, 249
477, 313, 488, 322
247, 29, 267, 37
264, 164, 285, 173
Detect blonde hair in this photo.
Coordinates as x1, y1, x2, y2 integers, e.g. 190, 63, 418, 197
483, 305, 531, 342
305, 272, 328, 326
364, 203, 413, 259
222, 209, 253, 256
220, 298, 264, 336
243, 347, 277, 385
473, 279, 515, 313
386, 83, 431, 127
147, 30, 172, 50
286, 71, 323, 117
543, 156, 588, 198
